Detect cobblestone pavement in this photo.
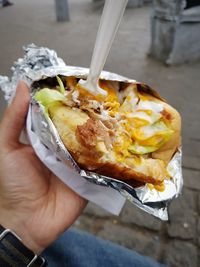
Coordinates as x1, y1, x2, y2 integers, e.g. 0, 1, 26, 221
0, 1, 200, 266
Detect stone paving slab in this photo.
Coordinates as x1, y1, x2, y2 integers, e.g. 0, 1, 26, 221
84, 202, 111, 218
167, 189, 197, 240
183, 169, 200, 191
163, 241, 198, 267
0, 1, 200, 267
97, 221, 160, 260
198, 194, 200, 213
198, 218, 200, 246
120, 201, 162, 231
183, 156, 200, 171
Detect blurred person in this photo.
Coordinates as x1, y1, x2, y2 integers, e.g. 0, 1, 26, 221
1, 0, 13, 7
0, 81, 166, 267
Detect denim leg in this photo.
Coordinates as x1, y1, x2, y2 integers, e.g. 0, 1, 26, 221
42, 228, 167, 267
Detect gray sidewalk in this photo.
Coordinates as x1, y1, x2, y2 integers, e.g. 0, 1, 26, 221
0, 1, 200, 267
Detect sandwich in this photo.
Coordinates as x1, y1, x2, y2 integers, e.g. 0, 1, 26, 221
34, 75, 181, 191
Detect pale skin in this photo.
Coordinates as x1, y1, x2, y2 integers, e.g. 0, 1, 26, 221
0, 81, 87, 254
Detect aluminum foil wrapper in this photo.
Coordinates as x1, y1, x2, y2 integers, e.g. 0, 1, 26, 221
0, 44, 183, 220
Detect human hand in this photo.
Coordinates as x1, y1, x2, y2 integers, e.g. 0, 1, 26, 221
0, 81, 87, 254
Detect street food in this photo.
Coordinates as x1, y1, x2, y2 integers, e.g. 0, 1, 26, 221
34, 76, 181, 190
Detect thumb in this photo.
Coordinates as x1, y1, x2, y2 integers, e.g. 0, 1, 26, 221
0, 81, 30, 150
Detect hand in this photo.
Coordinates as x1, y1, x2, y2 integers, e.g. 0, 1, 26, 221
0, 81, 87, 254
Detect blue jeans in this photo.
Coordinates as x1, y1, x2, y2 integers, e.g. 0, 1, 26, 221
42, 228, 167, 267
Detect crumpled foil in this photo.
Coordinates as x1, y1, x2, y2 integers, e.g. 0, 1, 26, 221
0, 44, 183, 220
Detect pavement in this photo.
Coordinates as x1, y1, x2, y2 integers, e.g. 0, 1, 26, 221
0, 1, 200, 267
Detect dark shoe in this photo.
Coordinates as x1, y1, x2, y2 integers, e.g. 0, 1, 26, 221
3, 1, 13, 7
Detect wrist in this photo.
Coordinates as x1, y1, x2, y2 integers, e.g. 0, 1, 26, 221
0, 225, 47, 266
0, 211, 45, 254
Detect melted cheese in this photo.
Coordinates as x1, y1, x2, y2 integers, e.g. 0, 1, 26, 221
119, 90, 139, 113
137, 100, 163, 113
132, 121, 173, 140
76, 83, 105, 101
147, 183, 165, 192
113, 130, 132, 162
127, 111, 162, 127
73, 80, 173, 191
66, 76, 77, 90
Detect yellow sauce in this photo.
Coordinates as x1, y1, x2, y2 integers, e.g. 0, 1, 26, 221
74, 80, 172, 192
147, 182, 165, 192
76, 83, 106, 101
66, 76, 77, 90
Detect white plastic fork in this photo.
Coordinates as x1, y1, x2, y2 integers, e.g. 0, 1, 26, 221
78, 0, 128, 97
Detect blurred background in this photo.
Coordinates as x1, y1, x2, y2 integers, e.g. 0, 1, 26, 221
0, 1, 200, 266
